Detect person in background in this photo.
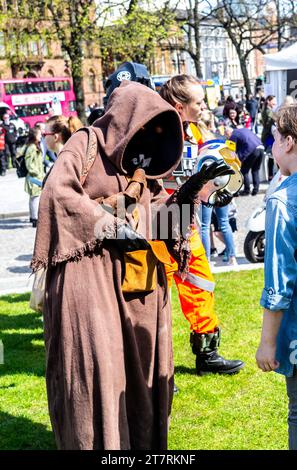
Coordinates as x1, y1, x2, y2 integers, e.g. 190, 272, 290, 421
2, 113, 17, 168
201, 195, 238, 266
226, 125, 264, 196
212, 100, 225, 119
87, 107, 105, 126
234, 93, 244, 109
43, 115, 83, 156
223, 95, 236, 118
197, 113, 239, 267
256, 90, 265, 113
261, 95, 277, 181
210, 202, 238, 261
245, 94, 259, 132
24, 127, 45, 227
34, 122, 57, 172
16, 128, 28, 148
0, 124, 6, 176
225, 108, 240, 129
256, 105, 297, 450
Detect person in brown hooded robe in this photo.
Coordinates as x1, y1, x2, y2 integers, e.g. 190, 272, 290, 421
31, 81, 233, 450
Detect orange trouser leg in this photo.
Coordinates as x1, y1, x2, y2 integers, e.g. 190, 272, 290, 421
165, 230, 219, 334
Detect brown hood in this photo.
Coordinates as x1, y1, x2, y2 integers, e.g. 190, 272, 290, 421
30, 82, 185, 273
91, 80, 183, 179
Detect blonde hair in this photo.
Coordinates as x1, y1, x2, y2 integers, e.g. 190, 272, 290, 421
281, 95, 296, 107
199, 110, 214, 129
198, 110, 216, 142
160, 75, 201, 107
276, 104, 297, 142
46, 115, 83, 144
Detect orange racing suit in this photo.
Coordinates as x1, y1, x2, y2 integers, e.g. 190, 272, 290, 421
165, 125, 219, 334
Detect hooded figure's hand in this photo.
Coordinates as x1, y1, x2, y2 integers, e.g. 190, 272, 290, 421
113, 223, 150, 252
174, 160, 235, 206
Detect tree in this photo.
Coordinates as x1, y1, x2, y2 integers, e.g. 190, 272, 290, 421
0, 1, 44, 76
98, 1, 178, 77
38, 0, 100, 121
174, 0, 204, 78
277, 0, 297, 50
1, 1, 178, 119
206, 0, 284, 95
33, 1, 176, 119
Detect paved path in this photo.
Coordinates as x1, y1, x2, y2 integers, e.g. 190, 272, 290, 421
0, 169, 29, 219
0, 169, 266, 295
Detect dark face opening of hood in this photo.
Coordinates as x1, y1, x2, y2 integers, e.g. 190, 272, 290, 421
122, 111, 182, 179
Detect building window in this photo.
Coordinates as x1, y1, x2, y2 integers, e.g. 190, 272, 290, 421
88, 70, 96, 93
40, 39, 48, 57
29, 41, 39, 56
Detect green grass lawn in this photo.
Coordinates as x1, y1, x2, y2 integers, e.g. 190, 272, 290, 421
0, 269, 288, 450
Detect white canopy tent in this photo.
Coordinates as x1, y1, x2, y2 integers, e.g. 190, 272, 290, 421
265, 42, 297, 71
264, 43, 297, 105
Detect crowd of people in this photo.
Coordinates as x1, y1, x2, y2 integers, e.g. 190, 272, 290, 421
7, 116, 83, 226
3, 70, 297, 451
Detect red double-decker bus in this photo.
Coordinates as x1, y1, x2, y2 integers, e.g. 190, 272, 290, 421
0, 77, 77, 128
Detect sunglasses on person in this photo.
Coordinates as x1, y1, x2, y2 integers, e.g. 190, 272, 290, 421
41, 132, 55, 137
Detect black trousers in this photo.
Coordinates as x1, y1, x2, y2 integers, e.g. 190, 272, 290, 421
5, 142, 16, 167
241, 148, 264, 193
268, 157, 275, 180
0, 151, 6, 173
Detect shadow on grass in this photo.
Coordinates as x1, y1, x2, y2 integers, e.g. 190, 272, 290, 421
0, 383, 16, 390
0, 311, 42, 330
174, 365, 197, 376
0, 410, 56, 450
0, 311, 45, 377
0, 293, 31, 304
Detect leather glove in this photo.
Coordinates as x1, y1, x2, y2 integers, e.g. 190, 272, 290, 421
213, 188, 233, 207
113, 223, 150, 252
174, 160, 235, 206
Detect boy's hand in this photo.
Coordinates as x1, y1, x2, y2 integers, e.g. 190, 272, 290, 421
256, 342, 280, 372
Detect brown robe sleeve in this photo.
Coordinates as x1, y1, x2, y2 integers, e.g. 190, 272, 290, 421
31, 132, 122, 272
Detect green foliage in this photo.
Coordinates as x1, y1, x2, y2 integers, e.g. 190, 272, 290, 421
99, 4, 178, 66
0, 269, 287, 450
0, 293, 55, 450
0, 0, 45, 75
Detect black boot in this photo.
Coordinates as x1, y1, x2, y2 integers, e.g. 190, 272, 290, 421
32, 219, 38, 228
190, 328, 244, 376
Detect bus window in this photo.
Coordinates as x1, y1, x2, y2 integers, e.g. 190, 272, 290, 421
56, 81, 63, 91
15, 104, 49, 117
69, 101, 76, 112
63, 80, 70, 91
4, 79, 71, 95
